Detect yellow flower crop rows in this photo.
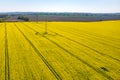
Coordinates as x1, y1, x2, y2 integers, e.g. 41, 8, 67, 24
0, 20, 120, 80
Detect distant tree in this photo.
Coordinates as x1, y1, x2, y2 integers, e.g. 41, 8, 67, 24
18, 15, 23, 19
24, 17, 29, 21
18, 16, 29, 21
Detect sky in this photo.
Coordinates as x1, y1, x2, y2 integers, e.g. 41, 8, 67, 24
0, 0, 120, 13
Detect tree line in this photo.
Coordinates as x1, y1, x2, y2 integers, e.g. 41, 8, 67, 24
17, 16, 29, 21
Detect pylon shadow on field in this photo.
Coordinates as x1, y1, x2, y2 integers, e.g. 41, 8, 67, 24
35, 31, 58, 37
100, 67, 109, 72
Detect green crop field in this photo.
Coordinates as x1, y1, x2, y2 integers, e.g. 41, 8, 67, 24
0, 21, 120, 80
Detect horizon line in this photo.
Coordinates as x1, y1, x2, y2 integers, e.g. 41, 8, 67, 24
0, 11, 120, 14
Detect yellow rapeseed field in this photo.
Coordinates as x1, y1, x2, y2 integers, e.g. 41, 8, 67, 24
0, 20, 120, 80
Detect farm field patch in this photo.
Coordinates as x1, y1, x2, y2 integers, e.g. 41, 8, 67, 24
0, 21, 120, 80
